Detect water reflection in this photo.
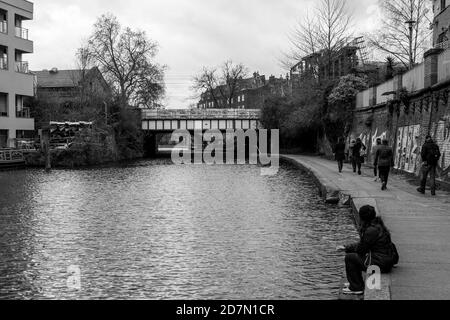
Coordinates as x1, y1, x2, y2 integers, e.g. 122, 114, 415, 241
0, 160, 358, 300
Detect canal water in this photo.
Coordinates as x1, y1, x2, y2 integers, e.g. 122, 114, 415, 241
0, 159, 358, 300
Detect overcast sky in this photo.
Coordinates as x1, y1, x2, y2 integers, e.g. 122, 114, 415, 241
28, 0, 382, 109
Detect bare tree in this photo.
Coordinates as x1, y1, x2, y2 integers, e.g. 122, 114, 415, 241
192, 60, 248, 108
81, 13, 165, 108
367, 0, 432, 69
283, 0, 353, 78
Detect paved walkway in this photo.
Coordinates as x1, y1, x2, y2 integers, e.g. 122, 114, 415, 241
282, 155, 450, 300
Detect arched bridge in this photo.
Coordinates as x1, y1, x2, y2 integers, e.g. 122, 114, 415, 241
141, 109, 261, 132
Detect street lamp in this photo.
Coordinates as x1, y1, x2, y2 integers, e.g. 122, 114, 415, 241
405, 20, 417, 69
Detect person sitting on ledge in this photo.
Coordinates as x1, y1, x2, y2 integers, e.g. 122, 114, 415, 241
337, 205, 396, 295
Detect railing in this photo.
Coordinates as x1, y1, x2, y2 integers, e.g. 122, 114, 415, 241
0, 20, 7, 34
15, 61, 29, 73
15, 26, 29, 40
16, 107, 30, 118
0, 57, 7, 70
141, 108, 262, 120
0, 149, 24, 163
435, 40, 450, 50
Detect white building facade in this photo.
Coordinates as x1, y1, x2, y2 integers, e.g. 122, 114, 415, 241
0, 0, 34, 148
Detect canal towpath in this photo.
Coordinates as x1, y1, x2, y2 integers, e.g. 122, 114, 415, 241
282, 155, 450, 300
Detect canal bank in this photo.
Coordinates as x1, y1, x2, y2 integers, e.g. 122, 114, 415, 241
282, 155, 450, 300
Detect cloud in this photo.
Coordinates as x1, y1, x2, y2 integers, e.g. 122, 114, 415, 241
28, 0, 380, 109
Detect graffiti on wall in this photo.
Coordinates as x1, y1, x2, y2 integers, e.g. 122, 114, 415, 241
394, 125, 421, 173
432, 116, 450, 181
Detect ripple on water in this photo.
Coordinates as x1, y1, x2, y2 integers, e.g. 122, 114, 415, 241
0, 159, 359, 300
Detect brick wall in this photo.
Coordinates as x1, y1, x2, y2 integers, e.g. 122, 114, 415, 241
351, 92, 450, 183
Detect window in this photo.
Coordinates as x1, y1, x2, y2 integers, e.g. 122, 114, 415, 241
242, 95, 245, 102
0, 9, 7, 34
0, 93, 8, 117
16, 95, 30, 118
442, 0, 447, 12
0, 46, 7, 70
0, 130, 8, 148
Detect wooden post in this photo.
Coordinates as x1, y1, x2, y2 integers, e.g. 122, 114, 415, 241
42, 128, 51, 172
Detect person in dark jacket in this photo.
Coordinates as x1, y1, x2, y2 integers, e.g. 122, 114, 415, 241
417, 135, 441, 196
352, 138, 367, 175
374, 139, 395, 191
372, 138, 382, 182
334, 137, 346, 173
339, 205, 395, 295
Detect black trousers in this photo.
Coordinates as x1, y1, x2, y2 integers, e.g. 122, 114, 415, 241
378, 166, 391, 184
345, 253, 367, 292
337, 160, 344, 172
352, 157, 362, 173
421, 165, 437, 192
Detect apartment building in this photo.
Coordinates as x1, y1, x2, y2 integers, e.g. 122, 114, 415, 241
432, 0, 450, 47
0, 0, 34, 148
198, 72, 290, 110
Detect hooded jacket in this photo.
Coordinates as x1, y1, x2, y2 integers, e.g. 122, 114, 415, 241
346, 218, 395, 272
374, 145, 394, 168
421, 140, 441, 166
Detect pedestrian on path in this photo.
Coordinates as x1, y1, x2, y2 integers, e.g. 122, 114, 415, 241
374, 139, 394, 191
372, 138, 382, 182
333, 137, 346, 173
338, 205, 396, 295
417, 135, 441, 196
352, 138, 366, 175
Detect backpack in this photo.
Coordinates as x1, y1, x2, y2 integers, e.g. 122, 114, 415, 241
427, 144, 441, 165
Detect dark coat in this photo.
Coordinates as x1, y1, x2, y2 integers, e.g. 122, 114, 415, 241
374, 145, 394, 168
334, 142, 346, 161
346, 218, 395, 272
421, 140, 441, 166
352, 141, 366, 158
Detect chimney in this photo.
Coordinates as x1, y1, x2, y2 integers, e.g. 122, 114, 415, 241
424, 48, 444, 87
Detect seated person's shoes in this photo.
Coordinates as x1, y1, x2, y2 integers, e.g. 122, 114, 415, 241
342, 287, 364, 295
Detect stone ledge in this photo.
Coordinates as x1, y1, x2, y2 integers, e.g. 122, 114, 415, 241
281, 155, 392, 301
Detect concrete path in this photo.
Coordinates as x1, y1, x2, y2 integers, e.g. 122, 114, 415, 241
282, 155, 450, 300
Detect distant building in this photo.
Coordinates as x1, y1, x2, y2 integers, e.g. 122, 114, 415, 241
0, 0, 34, 148
198, 72, 290, 110
289, 39, 396, 98
33, 67, 111, 105
431, 0, 450, 47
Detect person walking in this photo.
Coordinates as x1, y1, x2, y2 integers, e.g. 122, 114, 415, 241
374, 139, 395, 191
334, 137, 346, 173
352, 138, 367, 175
417, 135, 441, 196
372, 138, 382, 182
337, 205, 397, 295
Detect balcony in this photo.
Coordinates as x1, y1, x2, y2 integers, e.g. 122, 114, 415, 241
0, 57, 7, 70
0, 21, 6, 34
15, 61, 29, 73
435, 40, 450, 50
15, 26, 29, 40
16, 107, 31, 118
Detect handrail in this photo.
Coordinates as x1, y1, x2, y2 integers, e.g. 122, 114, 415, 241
0, 149, 24, 162
15, 61, 29, 73
15, 26, 29, 40
0, 21, 7, 34
0, 57, 7, 70
16, 107, 30, 118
